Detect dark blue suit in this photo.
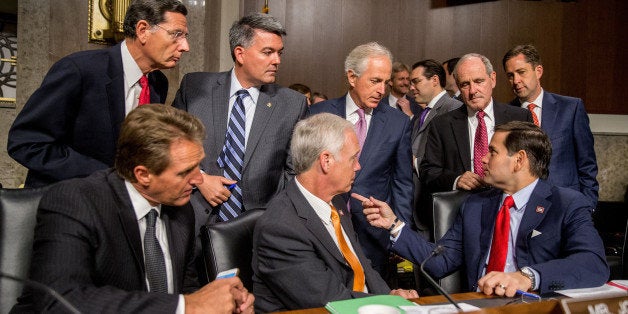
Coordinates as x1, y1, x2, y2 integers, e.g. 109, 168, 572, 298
392, 180, 609, 293
308, 96, 414, 272
7, 43, 168, 187
510, 91, 599, 208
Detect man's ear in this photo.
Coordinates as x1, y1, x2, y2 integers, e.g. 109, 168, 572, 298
234, 46, 245, 65
319, 151, 333, 174
135, 20, 152, 44
134, 165, 151, 186
347, 70, 357, 88
513, 150, 527, 172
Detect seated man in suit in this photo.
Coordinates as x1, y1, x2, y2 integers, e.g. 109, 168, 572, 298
13, 105, 254, 313
8, 0, 190, 187
360, 121, 609, 295
419, 53, 532, 195
503, 44, 598, 208
252, 113, 418, 312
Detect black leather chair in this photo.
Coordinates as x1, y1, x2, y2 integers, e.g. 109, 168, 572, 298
199, 209, 264, 290
432, 190, 471, 294
0, 186, 50, 313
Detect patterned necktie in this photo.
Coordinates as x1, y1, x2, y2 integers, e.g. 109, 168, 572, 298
330, 206, 365, 292
217, 89, 248, 221
486, 196, 514, 273
528, 103, 540, 126
473, 110, 488, 177
418, 107, 431, 129
144, 209, 168, 293
139, 75, 150, 105
354, 108, 367, 158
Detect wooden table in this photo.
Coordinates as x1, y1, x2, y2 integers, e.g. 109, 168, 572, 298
274, 292, 563, 314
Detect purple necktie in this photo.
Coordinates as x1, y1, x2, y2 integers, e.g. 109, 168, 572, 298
355, 108, 367, 158
418, 107, 431, 129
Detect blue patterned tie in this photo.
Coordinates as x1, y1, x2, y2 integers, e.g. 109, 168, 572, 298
144, 209, 168, 293
217, 89, 248, 221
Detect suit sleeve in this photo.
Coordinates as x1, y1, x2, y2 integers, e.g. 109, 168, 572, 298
27, 184, 179, 313
572, 99, 599, 208
7, 58, 109, 182
391, 117, 415, 224
528, 195, 608, 293
280, 95, 308, 188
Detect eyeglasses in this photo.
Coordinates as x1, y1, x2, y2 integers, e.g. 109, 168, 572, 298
154, 24, 189, 41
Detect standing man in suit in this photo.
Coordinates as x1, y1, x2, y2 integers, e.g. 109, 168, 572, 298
172, 13, 307, 229
381, 62, 422, 118
503, 44, 599, 208
252, 113, 418, 312
308, 42, 414, 281
361, 121, 608, 294
408, 59, 462, 236
419, 53, 532, 195
442, 57, 461, 100
8, 0, 190, 187
13, 105, 254, 313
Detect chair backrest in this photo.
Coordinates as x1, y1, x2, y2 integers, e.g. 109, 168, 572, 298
0, 187, 49, 313
432, 190, 471, 293
199, 209, 264, 290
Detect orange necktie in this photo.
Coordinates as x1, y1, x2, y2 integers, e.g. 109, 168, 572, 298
528, 103, 540, 126
330, 206, 365, 292
139, 75, 150, 105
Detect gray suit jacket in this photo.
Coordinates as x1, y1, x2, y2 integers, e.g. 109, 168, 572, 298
411, 93, 462, 169
172, 71, 307, 231
252, 180, 391, 312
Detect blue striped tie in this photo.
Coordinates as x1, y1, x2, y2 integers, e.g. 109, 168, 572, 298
217, 89, 248, 221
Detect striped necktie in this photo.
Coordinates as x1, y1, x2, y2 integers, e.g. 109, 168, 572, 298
217, 89, 249, 221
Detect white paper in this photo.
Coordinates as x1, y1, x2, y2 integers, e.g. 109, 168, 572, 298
555, 280, 628, 299
399, 302, 480, 314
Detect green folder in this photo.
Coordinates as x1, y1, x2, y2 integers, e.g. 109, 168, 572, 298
325, 295, 415, 314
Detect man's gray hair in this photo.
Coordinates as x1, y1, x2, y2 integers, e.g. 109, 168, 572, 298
453, 53, 494, 79
229, 12, 286, 61
291, 113, 354, 174
344, 42, 393, 77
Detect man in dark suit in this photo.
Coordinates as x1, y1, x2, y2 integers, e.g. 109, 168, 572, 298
13, 105, 254, 313
380, 62, 423, 119
503, 44, 599, 208
361, 121, 609, 295
420, 53, 532, 194
308, 42, 414, 281
7, 0, 190, 187
408, 59, 462, 236
252, 113, 418, 312
173, 13, 307, 230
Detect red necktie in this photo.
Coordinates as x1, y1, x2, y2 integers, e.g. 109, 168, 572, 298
139, 75, 150, 106
486, 195, 514, 273
528, 103, 540, 126
473, 110, 488, 177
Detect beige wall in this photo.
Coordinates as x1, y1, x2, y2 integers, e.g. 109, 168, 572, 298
1, 0, 626, 201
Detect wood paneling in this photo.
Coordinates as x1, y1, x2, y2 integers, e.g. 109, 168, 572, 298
249, 0, 626, 114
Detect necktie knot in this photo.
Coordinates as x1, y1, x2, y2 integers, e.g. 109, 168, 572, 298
236, 89, 249, 99
356, 108, 365, 119
139, 75, 148, 88
502, 195, 514, 210
476, 110, 485, 119
528, 103, 536, 111
138, 75, 150, 105
146, 208, 158, 227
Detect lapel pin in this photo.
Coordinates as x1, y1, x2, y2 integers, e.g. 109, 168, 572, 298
266, 102, 272, 108
536, 206, 545, 213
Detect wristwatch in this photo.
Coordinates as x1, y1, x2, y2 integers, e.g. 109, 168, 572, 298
520, 267, 536, 290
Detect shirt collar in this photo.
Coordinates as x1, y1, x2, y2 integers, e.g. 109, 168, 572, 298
230, 68, 260, 104
427, 90, 448, 109
345, 93, 373, 115
502, 178, 539, 212
521, 88, 544, 109
121, 40, 143, 90
294, 177, 334, 225
467, 99, 495, 121
125, 180, 162, 221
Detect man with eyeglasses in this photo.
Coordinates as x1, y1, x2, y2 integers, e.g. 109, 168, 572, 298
8, 0, 190, 188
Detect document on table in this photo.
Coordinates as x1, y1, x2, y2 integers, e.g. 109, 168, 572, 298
400, 302, 480, 313
556, 280, 628, 298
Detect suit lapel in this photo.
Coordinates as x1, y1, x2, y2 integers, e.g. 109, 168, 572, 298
212, 72, 231, 162
515, 180, 552, 266
540, 92, 558, 139
478, 191, 502, 277
243, 85, 276, 168
106, 44, 126, 144
357, 104, 387, 179
452, 106, 471, 171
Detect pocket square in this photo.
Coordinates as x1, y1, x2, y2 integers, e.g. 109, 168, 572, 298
531, 230, 542, 238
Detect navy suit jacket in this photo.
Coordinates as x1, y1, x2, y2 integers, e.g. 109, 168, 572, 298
379, 94, 422, 117
173, 71, 307, 231
510, 91, 599, 208
13, 169, 198, 313
7, 42, 168, 187
419, 102, 532, 193
308, 96, 414, 269
252, 180, 390, 312
392, 180, 609, 293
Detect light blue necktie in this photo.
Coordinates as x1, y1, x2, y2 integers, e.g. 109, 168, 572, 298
217, 89, 248, 221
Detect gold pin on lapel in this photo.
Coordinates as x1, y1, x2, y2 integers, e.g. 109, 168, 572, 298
266, 102, 272, 108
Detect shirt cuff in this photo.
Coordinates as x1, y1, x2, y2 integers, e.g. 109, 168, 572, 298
176, 294, 185, 314
452, 175, 461, 190
529, 268, 540, 291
